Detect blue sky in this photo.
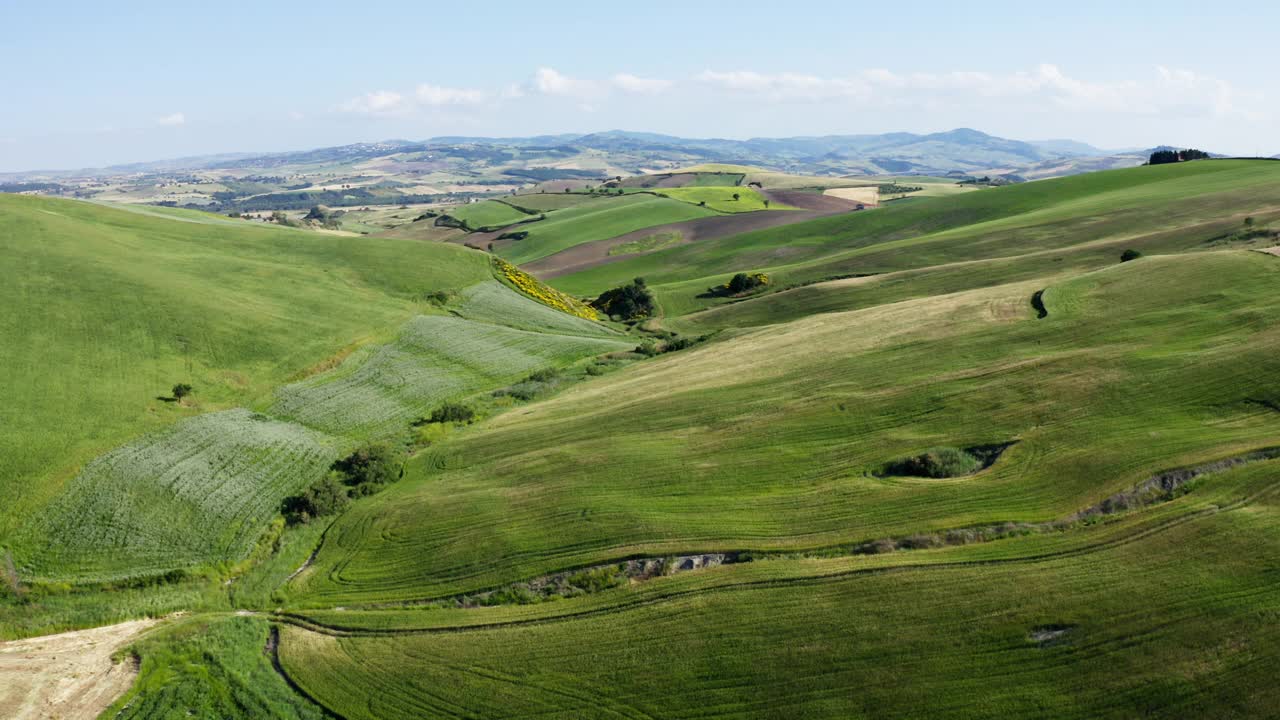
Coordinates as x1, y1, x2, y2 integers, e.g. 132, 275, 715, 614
1, 0, 1276, 171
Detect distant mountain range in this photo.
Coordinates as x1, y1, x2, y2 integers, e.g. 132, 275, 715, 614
2, 129, 1219, 183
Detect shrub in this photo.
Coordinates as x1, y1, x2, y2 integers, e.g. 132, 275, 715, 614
171, 383, 193, 400
493, 369, 562, 401
710, 272, 770, 297
886, 447, 981, 478
592, 279, 655, 320
525, 367, 560, 383
282, 476, 350, 524
331, 442, 403, 494
427, 402, 475, 425
1120, 248, 1143, 262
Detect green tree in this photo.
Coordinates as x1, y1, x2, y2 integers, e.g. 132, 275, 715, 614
171, 383, 193, 401
282, 476, 350, 524
331, 443, 403, 494
1121, 249, 1143, 262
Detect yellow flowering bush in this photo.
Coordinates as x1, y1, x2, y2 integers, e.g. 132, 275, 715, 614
492, 257, 601, 321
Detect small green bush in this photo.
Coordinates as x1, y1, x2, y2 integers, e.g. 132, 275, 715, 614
886, 447, 981, 478
427, 402, 475, 425
1120, 249, 1143, 262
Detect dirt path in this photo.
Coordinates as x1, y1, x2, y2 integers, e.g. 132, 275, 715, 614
0, 618, 159, 720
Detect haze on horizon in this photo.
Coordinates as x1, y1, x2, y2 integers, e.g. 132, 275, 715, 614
2, 0, 1276, 172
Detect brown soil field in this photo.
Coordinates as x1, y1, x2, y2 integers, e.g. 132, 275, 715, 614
524, 207, 836, 278
0, 618, 159, 720
763, 189, 865, 212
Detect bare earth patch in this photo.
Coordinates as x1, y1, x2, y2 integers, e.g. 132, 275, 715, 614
0, 618, 158, 720
822, 186, 880, 206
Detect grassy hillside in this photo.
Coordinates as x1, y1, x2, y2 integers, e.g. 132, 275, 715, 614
549, 160, 1280, 306
1, 194, 631, 589
659, 185, 789, 212
282, 478, 1280, 718
442, 199, 532, 230
290, 250, 1280, 604
495, 193, 718, 264
0, 194, 490, 540
11, 160, 1280, 718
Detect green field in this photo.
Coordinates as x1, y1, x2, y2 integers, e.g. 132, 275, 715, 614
441, 199, 533, 230
549, 160, 1280, 307
8, 160, 1280, 718
495, 192, 718, 265
658, 185, 788, 212
507, 192, 609, 212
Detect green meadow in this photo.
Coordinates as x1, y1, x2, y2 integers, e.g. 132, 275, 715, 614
494, 193, 718, 264
6, 160, 1280, 718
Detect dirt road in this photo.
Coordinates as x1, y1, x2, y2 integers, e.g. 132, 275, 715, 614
0, 618, 158, 720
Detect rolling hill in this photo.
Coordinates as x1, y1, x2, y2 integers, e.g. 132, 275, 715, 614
6, 159, 1280, 718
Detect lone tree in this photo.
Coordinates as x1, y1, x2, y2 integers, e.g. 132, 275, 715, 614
1120, 249, 1143, 262
172, 383, 193, 401
732, 193, 741, 201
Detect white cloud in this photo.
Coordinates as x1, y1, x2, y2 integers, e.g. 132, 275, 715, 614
612, 73, 671, 95
415, 84, 487, 106
534, 67, 576, 95
156, 112, 185, 126
287, 110, 305, 121
338, 90, 407, 115
532, 67, 601, 98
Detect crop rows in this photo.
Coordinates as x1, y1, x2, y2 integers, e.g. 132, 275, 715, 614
280, 482, 1280, 719
453, 281, 619, 337
271, 315, 629, 438
21, 409, 339, 582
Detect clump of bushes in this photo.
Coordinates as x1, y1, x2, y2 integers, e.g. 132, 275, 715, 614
1120, 248, 1143, 262
493, 368, 562, 401
592, 277, 655, 320
885, 446, 982, 478
635, 334, 708, 357
282, 476, 351, 524
331, 442, 404, 496
424, 402, 475, 425
1148, 148, 1210, 165
707, 272, 769, 297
